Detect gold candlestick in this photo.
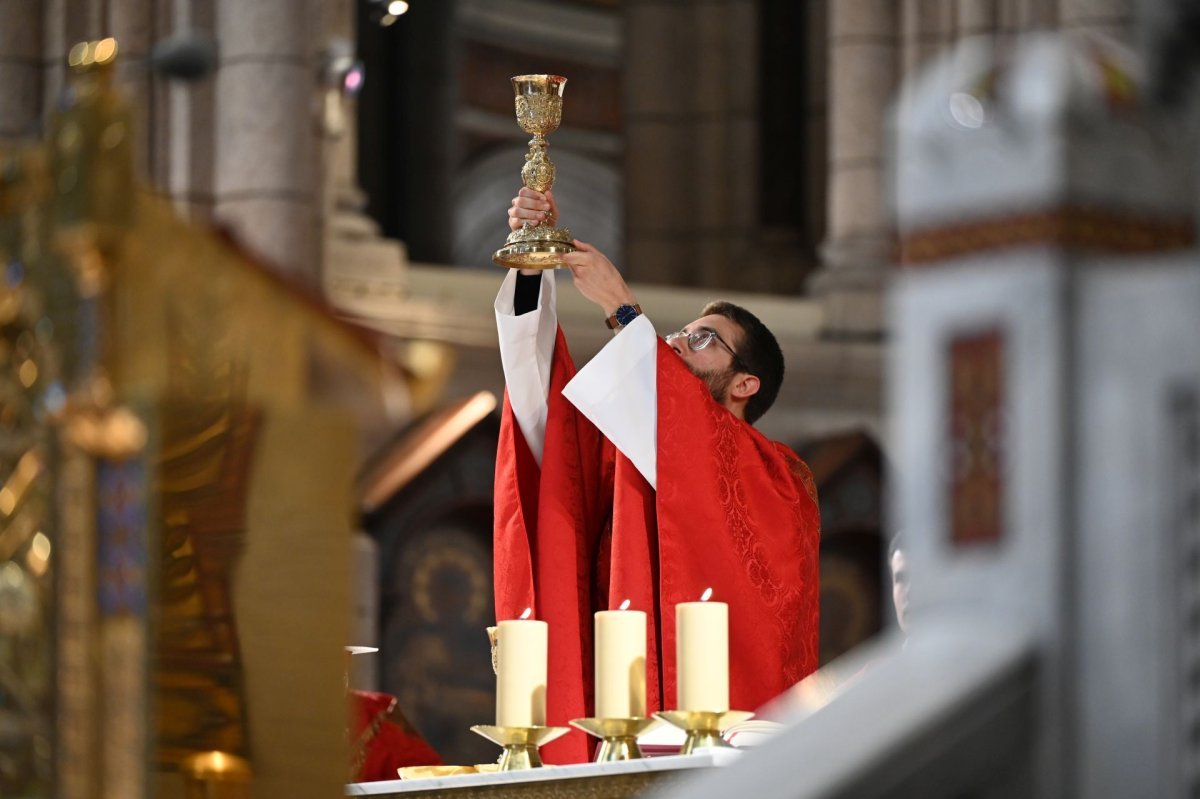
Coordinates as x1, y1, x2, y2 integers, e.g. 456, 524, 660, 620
652, 710, 754, 755
492, 74, 576, 270
470, 725, 569, 771
569, 717, 659, 762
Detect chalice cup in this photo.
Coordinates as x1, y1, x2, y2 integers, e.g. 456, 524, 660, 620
492, 75, 576, 269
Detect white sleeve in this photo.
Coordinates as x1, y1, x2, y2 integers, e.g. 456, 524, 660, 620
495, 270, 558, 465
562, 314, 658, 489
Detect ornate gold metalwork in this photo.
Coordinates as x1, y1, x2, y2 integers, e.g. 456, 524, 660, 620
515, 95, 560, 193
493, 75, 576, 270
504, 223, 573, 248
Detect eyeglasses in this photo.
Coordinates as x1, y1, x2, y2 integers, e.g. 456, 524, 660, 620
664, 327, 748, 371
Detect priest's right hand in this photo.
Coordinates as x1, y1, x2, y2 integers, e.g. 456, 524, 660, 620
508, 188, 560, 232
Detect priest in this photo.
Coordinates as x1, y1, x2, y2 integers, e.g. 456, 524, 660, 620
493, 188, 820, 763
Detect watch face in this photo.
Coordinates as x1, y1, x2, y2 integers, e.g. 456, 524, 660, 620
616, 305, 638, 325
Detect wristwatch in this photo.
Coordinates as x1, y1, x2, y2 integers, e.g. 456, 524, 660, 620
605, 303, 642, 329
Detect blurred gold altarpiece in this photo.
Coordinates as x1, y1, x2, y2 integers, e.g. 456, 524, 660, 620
0, 42, 396, 799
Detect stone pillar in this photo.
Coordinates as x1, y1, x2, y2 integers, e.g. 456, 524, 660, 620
213, 0, 320, 281
1058, 0, 1130, 38
623, 0, 760, 289
316, 0, 357, 231
0, 1, 44, 144
165, 0, 217, 221
998, 0, 1055, 33
957, 0, 1000, 39
318, 0, 409, 315
812, 0, 898, 336
107, 0, 163, 184
901, 0, 956, 82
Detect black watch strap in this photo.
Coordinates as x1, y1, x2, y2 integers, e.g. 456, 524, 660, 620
605, 303, 642, 329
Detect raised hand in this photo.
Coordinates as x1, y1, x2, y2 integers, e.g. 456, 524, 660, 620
561, 240, 638, 317
508, 187, 560, 233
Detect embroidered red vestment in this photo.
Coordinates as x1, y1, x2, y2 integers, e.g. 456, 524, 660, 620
494, 331, 819, 764
349, 690, 443, 782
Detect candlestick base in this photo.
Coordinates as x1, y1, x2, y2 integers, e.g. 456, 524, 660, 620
652, 710, 754, 755
470, 725, 570, 771
568, 717, 660, 762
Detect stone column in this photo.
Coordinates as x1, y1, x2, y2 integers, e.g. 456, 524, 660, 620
213, 0, 320, 281
165, 0, 217, 221
901, 0, 956, 82
957, 0, 1000, 39
107, 0, 163, 184
623, 0, 760, 289
812, 0, 898, 336
998, 0, 1056, 33
0, 1, 44, 144
317, 0, 409, 315
1058, 0, 1130, 38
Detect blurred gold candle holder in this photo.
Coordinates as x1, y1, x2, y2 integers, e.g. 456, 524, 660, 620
179, 751, 252, 799
470, 724, 569, 771
652, 710, 754, 755
569, 717, 659, 762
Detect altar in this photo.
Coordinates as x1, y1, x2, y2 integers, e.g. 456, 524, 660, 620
346, 751, 740, 799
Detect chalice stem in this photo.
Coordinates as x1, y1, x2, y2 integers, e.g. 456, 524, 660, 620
523, 135, 555, 194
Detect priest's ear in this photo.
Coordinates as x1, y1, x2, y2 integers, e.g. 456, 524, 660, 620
731, 373, 760, 401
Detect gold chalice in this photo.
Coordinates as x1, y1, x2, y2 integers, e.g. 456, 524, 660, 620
493, 75, 576, 269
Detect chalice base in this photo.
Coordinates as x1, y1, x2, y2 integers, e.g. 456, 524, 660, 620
652, 710, 754, 755
470, 724, 570, 771
569, 717, 660, 762
493, 224, 576, 270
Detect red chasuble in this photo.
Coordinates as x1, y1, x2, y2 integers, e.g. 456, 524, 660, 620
349, 690, 443, 782
494, 329, 819, 764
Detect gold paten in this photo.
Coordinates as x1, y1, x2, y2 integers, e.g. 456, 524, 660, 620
492, 75, 576, 270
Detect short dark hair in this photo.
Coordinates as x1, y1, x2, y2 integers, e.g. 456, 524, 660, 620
700, 300, 784, 425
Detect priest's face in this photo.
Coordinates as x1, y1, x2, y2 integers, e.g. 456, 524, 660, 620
668, 314, 744, 405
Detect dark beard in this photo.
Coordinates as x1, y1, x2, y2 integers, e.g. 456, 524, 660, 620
690, 365, 735, 406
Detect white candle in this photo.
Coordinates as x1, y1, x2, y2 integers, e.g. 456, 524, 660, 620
496, 618, 548, 727
676, 598, 729, 712
595, 608, 647, 718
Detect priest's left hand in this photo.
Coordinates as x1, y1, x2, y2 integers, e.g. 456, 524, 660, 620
562, 240, 639, 318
